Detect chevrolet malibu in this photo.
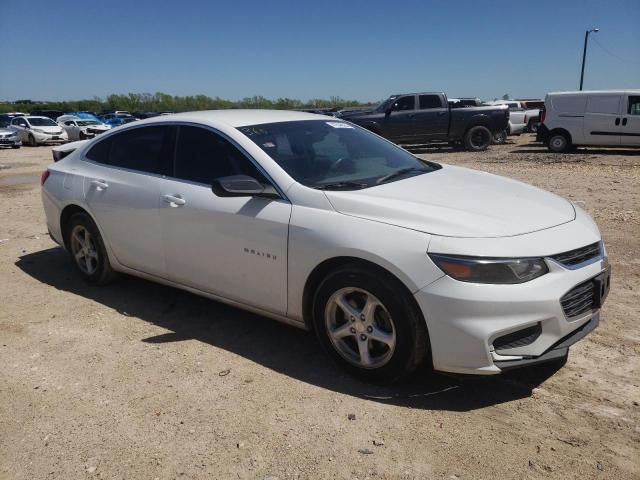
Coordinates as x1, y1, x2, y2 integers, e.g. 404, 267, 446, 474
41, 110, 611, 382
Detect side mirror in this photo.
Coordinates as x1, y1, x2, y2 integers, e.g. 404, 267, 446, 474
211, 175, 279, 199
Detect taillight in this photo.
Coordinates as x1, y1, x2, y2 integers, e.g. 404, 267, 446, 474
524, 115, 528, 124
41, 170, 50, 186
540, 107, 546, 124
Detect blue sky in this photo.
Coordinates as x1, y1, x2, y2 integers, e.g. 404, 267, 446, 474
0, 0, 638, 102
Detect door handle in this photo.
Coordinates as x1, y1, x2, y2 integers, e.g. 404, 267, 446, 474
615, 118, 620, 126
622, 118, 628, 126
162, 194, 186, 206
90, 179, 109, 190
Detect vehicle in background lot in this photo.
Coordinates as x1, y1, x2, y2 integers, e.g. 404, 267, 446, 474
448, 98, 484, 108
486, 100, 528, 135
10, 116, 67, 146
518, 100, 545, 110
0, 120, 21, 148
100, 113, 139, 127
30, 110, 65, 121
336, 92, 509, 151
537, 90, 640, 152
62, 112, 106, 124
58, 117, 111, 141
488, 100, 540, 133
132, 112, 162, 119
41, 110, 609, 382
0, 112, 27, 125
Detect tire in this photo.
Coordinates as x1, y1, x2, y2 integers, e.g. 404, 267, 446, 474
492, 129, 507, 145
548, 132, 570, 153
65, 212, 117, 285
28, 134, 37, 147
527, 121, 539, 133
463, 125, 492, 151
11, 145, 20, 149
312, 264, 429, 384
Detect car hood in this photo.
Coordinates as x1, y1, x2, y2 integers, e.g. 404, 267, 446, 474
323, 164, 575, 238
34, 126, 62, 132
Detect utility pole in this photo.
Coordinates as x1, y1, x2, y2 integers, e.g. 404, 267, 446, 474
580, 28, 599, 90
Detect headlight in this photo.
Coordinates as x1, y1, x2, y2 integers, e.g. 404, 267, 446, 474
429, 254, 548, 284
32, 128, 44, 133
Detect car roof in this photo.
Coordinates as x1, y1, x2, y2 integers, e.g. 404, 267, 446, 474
24, 116, 52, 120
547, 89, 640, 96
134, 109, 335, 128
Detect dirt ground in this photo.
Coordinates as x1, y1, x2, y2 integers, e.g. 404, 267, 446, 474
1, 135, 639, 480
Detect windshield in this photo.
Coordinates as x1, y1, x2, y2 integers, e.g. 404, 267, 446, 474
375, 97, 397, 113
77, 120, 100, 126
28, 117, 57, 127
238, 120, 440, 189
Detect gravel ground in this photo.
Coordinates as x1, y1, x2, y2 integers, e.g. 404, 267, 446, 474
0, 135, 639, 480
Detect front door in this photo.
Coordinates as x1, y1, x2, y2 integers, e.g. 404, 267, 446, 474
583, 94, 622, 145
621, 94, 640, 146
160, 125, 291, 315
381, 95, 418, 142
83, 125, 172, 277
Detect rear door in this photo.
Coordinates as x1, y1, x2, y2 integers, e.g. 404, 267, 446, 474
583, 94, 622, 145
83, 125, 173, 277
381, 95, 418, 142
413, 94, 449, 141
160, 125, 291, 315
621, 94, 640, 146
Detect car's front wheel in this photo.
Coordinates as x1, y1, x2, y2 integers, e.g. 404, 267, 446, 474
312, 265, 429, 383
65, 212, 116, 285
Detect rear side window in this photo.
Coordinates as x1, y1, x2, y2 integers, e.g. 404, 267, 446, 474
419, 95, 442, 109
173, 126, 267, 185
551, 95, 587, 115
586, 95, 621, 115
85, 125, 171, 174
628, 96, 640, 115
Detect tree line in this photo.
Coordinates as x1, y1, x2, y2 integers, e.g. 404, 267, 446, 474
0, 92, 375, 114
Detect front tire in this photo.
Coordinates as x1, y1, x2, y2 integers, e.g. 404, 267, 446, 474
312, 265, 429, 383
28, 134, 37, 147
548, 132, 570, 153
464, 125, 492, 151
65, 212, 116, 285
11, 145, 20, 149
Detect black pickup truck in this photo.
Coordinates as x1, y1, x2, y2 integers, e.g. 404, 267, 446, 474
335, 92, 509, 151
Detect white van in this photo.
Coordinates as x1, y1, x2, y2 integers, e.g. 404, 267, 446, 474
538, 90, 640, 152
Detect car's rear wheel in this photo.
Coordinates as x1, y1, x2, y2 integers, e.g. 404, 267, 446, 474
65, 212, 116, 285
312, 265, 429, 383
464, 125, 492, 151
548, 133, 569, 153
492, 129, 507, 144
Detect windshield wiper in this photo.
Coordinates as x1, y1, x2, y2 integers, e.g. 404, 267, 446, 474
376, 167, 427, 185
314, 181, 369, 191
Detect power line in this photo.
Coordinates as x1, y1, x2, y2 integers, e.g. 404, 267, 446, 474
591, 37, 640, 65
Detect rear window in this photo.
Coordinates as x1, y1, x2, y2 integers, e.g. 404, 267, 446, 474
419, 95, 442, 109
587, 95, 621, 115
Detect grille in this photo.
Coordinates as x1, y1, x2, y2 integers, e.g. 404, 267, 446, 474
551, 242, 601, 267
561, 280, 595, 318
494, 323, 542, 352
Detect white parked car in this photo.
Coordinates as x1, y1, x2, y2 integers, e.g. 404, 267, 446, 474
58, 117, 111, 141
486, 100, 530, 135
538, 90, 640, 152
40, 110, 611, 382
0, 122, 21, 148
11, 116, 68, 146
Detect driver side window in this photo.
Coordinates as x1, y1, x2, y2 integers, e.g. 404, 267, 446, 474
392, 96, 415, 111
173, 126, 269, 186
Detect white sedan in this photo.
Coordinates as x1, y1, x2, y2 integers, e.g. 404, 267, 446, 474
11, 116, 68, 145
58, 117, 110, 141
40, 110, 610, 382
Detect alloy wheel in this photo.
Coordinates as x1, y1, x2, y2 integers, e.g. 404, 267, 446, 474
70, 225, 99, 275
324, 287, 396, 369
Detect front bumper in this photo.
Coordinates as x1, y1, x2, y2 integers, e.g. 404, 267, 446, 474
0, 137, 21, 146
33, 131, 67, 144
414, 250, 609, 375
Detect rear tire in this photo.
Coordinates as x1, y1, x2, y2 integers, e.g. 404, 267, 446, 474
312, 264, 429, 384
464, 125, 492, 151
548, 132, 570, 153
492, 129, 507, 145
65, 212, 117, 285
